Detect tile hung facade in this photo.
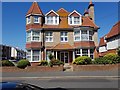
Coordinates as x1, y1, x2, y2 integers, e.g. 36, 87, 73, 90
98, 21, 120, 56
25, 1, 100, 64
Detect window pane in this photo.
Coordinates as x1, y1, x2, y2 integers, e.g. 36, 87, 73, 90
81, 30, 87, 34
60, 32, 68, 42
34, 16, 39, 23
82, 49, 88, 56
45, 32, 53, 42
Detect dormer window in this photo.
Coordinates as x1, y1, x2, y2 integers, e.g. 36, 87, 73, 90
68, 10, 82, 25
34, 16, 39, 23
27, 16, 31, 24
47, 16, 53, 24
45, 10, 59, 25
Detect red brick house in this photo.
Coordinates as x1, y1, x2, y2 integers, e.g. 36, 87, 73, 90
99, 21, 120, 56
25, 1, 99, 65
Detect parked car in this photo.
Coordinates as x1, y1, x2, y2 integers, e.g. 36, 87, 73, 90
0, 82, 67, 90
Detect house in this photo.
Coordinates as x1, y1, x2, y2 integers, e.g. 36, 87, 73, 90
0, 44, 26, 60
99, 21, 120, 56
25, 1, 100, 65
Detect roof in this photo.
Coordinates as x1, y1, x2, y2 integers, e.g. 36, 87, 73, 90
74, 41, 95, 48
56, 8, 70, 17
52, 43, 74, 50
99, 36, 106, 47
81, 16, 99, 28
26, 2, 43, 16
106, 21, 120, 39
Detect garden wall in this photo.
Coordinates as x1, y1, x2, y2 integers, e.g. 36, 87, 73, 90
1, 66, 64, 72
73, 64, 119, 71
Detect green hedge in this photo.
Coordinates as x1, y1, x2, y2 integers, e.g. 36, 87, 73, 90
1, 60, 15, 66
49, 59, 64, 67
17, 59, 31, 69
94, 53, 120, 64
72, 56, 92, 65
39, 60, 48, 66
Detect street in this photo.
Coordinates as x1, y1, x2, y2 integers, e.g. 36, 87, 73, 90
1, 71, 120, 89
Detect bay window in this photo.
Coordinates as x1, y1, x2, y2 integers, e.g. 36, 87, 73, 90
75, 49, 94, 59
74, 30, 80, 41
60, 32, 68, 42
45, 32, 53, 42
27, 31, 31, 42
26, 31, 40, 42
74, 30, 93, 41
27, 50, 41, 62
33, 50, 40, 61
82, 49, 88, 56
81, 30, 88, 41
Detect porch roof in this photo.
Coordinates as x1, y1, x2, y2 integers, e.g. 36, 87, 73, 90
52, 43, 74, 50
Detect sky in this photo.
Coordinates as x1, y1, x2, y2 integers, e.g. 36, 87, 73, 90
2, 2, 118, 50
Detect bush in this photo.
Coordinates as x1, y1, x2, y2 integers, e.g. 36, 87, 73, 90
39, 60, 48, 66
93, 53, 120, 65
72, 56, 92, 65
1, 60, 15, 66
48, 53, 54, 60
104, 53, 119, 64
49, 59, 64, 67
17, 59, 31, 69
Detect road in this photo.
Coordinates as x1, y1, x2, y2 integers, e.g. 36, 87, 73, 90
1, 71, 120, 89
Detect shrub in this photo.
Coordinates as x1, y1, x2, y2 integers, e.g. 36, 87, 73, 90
17, 59, 31, 69
39, 60, 48, 66
1, 60, 15, 66
48, 53, 54, 60
72, 56, 92, 65
49, 59, 64, 67
104, 53, 119, 64
117, 46, 120, 56
93, 53, 120, 65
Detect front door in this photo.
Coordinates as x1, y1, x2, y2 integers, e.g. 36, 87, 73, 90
60, 52, 69, 63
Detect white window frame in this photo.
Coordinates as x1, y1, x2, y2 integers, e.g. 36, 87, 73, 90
32, 31, 40, 42
81, 30, 88, 41
26, 31, 31, 42
27, 16, 31, 24
74, 30, 80, 41
45, 32, 53, 42
45, 16, 59, 25
68, 10, 82, 25
32, 50, 40, 62
34, 16, 39, 23
45, 10, 59, 25
60, 32, 68, 42
26, 31, 41, 42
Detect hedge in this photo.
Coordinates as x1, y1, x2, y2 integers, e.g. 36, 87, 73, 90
39, 60, 48, 66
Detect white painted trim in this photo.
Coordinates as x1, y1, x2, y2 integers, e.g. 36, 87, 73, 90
45, 10, 59, 16
45, 16, 59, 25
34, 16, 40, 23
68, 10, 82, 17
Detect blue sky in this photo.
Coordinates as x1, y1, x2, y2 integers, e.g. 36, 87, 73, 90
2, 2, 118, 50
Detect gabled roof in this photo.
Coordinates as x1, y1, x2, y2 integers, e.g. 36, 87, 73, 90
106, 21, 120, 39
99, 36, 106, 47
68, 10, 82, 17
45, 10, 59, 16
26, 1, 43, 16
56, 8, 70, 17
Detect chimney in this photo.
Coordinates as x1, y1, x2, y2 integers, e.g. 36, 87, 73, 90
88, 0, 95, 22
84, 9, 89, 16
